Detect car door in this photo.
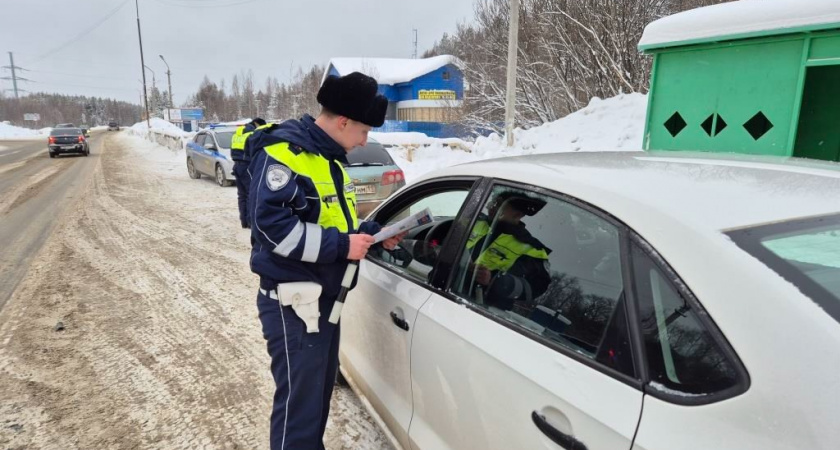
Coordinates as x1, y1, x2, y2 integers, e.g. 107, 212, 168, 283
188, 133, 209, 175
201, 133, 221, 174
340, 178, 481, 450
407, 182, 644, 450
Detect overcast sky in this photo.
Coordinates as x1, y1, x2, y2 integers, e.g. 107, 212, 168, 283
1, 0, 476, 105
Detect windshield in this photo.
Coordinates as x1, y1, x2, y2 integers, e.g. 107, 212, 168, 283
214, 132, 233, 149
346, 143, 394, 166
729, 214, 840, 325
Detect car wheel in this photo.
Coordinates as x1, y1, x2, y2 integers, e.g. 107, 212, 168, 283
216, 164, 231, 187
187, 158, 201, 179
49, 152, 56, 158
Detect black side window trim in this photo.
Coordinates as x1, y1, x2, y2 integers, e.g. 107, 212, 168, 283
628, 233, 751, 406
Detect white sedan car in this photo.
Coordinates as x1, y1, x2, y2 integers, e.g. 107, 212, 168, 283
339, 151, 840, 450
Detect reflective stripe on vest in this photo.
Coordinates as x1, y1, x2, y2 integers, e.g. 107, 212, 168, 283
264, 142, 358, 232
468, 220, 549, 272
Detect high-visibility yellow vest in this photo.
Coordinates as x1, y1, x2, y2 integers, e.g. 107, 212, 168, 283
467, 220, 549, 272
264, 142, 359, 232
231, 126, 248, 151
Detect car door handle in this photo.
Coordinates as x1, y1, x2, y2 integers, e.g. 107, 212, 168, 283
390, 311, 410, 331
531, 411, 587, 450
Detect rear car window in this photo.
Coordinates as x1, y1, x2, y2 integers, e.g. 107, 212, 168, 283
729, 214, 840, 325
346, 143, 394, 166
51, 128, 81, 135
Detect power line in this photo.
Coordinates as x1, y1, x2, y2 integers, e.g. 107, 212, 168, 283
28, 80, 138, 93
151, 0, 264, 8
34, 0, 131, 62
25, 69, 130, 81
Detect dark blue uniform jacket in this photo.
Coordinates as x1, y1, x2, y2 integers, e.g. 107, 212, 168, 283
248, 115, 381, 301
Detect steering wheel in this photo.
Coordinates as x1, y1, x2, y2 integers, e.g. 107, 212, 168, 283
413, 219, 453, 266
424, 219, 453, 250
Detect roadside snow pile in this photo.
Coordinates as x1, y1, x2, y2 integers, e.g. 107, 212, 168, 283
387, 93, 647, 183
129, 118, 192, 138
129, 118, 195, 151
371, 131, 470, 149
0, 122, 50, 139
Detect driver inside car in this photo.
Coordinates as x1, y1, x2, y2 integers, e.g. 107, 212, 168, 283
467, 191, 552, 311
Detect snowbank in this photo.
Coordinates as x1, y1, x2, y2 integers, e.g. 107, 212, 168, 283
370, 131, 470, 149
0, 122, 51, 139
129, 118, 192, 138
128, 118, 195, 151
387, 93, 648, 183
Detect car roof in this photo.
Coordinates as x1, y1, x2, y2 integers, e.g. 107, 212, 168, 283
203, 126, 237, 133
421, 151, 840, 234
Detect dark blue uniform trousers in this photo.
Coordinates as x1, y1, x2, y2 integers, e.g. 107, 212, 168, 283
233, 160, 251, 227
257, 289, 341, 450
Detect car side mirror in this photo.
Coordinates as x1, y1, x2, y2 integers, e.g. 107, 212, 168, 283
204, 142, 217, 151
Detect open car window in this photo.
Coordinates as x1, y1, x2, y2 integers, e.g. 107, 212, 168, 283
367, 185, 471, 284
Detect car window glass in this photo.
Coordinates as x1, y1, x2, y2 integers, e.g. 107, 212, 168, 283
631, 243, 740, 396
214, 131, 233, 149
367, 188, 469, 284
194, 134, 206, 146
450, 185, 634, 376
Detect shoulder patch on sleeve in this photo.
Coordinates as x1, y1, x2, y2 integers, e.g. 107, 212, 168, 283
266, 164, 292, 191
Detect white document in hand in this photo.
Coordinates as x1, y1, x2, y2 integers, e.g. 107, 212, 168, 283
373, 207, 433, 244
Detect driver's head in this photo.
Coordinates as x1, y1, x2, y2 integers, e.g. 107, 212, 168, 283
488, 191, 546, 224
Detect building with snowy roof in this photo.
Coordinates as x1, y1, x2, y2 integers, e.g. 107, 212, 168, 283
639, 0, 840, 162
323, 55, 466, 138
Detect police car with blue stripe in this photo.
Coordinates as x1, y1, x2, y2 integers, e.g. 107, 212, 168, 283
186, 125, 237, 187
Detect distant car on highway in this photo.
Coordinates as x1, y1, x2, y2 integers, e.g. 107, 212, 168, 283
48, 128, 89, 158
55, 123, 75, 128
107, 121, 120, 131
185, 126, 236, 187
345, 138, 406, 217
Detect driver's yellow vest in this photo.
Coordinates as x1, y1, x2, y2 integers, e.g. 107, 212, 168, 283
264, 142, 359, 232
467, 220, 548, 272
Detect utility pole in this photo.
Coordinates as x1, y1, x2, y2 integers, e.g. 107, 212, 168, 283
2, 52, 30, 99
159, 54, 173, 108
135, 0, 150, 128
504, 0, 520, 147
412, 29, 418, 59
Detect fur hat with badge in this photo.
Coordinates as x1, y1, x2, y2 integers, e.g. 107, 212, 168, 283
317, 72, 388, 127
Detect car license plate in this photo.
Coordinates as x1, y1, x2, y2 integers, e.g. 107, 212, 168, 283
61, 145, 76, 149
355, 184, 376, 195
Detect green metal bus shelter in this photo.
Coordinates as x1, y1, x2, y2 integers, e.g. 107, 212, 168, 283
639, 0, 840, 162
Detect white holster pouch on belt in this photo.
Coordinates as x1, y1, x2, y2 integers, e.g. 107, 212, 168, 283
277, 282, 323, 333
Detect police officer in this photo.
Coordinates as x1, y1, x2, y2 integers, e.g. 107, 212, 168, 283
248, 72, 402, 449
230, 117, 267, 228
467, 191, 552, 310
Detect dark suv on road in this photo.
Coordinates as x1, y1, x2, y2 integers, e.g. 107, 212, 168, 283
108, 121, 120, 131
48, 128, 90, 158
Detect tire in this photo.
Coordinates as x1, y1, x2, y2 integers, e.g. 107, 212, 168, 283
187, 158, 201, 179
216, 164, 232, 187
49, 152, 56, 158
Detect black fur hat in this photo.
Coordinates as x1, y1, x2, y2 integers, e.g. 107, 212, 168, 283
317, 72, 388, 127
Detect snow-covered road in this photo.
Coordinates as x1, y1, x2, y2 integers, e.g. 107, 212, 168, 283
0, 132, 392, 449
